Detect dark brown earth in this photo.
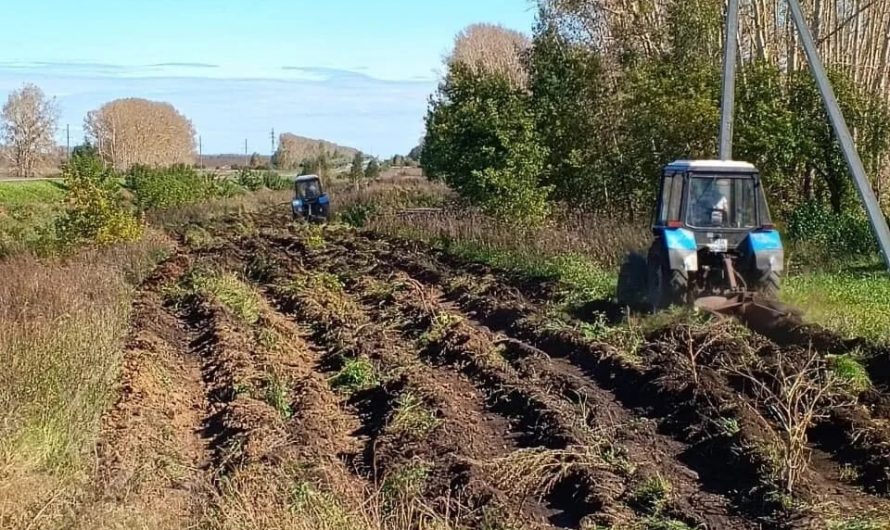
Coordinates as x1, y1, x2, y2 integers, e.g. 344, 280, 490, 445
80, 208, 890, 530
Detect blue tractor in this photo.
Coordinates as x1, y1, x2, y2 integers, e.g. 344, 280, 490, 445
623, 160, 784, 314
291, 175, 331, 223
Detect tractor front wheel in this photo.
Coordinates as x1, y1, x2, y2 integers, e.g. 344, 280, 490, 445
647, 244, 688, 312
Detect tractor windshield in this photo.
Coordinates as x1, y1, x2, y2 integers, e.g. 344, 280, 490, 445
296, 180, 321, 200
686, 175, 758, 229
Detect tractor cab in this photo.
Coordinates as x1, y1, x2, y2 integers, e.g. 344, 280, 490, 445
647, 160, 783, 310
292, 175, 331, 222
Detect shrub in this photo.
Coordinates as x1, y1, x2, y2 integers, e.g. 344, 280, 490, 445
261, 171, 291, 191
237, 168, 264, 191
127, 164, 208, 210
787, 201, 877, 257
56, 153, 143, 247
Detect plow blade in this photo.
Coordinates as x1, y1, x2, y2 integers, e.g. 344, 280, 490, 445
695, 294, 799, 329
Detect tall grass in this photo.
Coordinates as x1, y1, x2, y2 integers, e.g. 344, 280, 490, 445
369, 209, 649, 303
0, 230, 172, 525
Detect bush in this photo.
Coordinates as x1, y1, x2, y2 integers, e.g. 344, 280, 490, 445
237, 168, 264, 191
261, 171, 291, 191
127, 164, 208, 209
787, 201, 877, 257
56, 153, 143, 247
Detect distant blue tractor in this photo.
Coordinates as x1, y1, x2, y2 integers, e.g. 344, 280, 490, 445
291, 175, 331, 223
620, 160, 784, 314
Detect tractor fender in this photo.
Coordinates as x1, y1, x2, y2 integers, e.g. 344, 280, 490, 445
660, 228, 699, 273
744, 230, 784, 274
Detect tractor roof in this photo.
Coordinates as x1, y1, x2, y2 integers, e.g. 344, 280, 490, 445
665, 160, 757, 173
295, 175, 321, 182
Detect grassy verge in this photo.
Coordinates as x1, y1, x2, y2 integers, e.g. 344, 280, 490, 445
0, 230, 173, 525
368, 208, 648, 306
782, 266, 890, 342
0, 180, 66, 207
0, 181, 67, 256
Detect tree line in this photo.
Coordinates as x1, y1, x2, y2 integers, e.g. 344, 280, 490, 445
422, 1, 890, 228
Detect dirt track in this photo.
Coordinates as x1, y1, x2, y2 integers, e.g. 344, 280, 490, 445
78, 209, 890, 530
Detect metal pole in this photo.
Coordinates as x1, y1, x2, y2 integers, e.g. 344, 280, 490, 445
788, 0, 890, 270
198, 136, 203, 168
719, 0, 740, 160
65, 124, 70, 160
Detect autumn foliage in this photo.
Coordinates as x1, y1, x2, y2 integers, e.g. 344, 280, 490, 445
85, 98, 196, 170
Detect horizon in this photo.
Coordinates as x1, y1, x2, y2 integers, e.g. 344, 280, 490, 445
0, 1, 536, 157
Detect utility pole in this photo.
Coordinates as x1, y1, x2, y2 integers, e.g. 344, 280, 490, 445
66, 124, 70, 160
787, 0, 890, 270
198, 136, 203, 169
244, 138, 249, 166
270, 128, 276, 165
718, 0, 740, 160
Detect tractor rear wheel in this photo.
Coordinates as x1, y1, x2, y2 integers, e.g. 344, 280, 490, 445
648, 244, 688, 312
617, 252, 649, 309
759, 270, 781, 299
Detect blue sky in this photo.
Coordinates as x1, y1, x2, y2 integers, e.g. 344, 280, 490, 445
0, 1, 536, 156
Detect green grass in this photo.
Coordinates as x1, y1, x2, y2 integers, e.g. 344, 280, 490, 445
442, 239, 616, 304
0, 181, 66, 208
191, 272, 261, 324
329, 358, 378, 393
828, 353, 873, 394
630, 475, 672, 514
781, 269, 890, 342
0, 181, 67, 256
388, 392, 442, 439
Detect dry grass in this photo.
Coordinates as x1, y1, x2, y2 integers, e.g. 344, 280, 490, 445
0, 229, 172, 526
370, 210, 649, 272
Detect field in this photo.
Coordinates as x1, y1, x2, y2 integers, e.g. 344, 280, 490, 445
1, 198, 881, 530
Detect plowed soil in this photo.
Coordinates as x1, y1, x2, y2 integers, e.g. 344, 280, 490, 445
74, 208, 890, 530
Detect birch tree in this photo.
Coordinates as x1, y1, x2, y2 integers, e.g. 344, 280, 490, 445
1, 84, 59, 178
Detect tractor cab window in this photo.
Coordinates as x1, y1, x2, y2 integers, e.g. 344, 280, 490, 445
686, 175, 757, 229
657, 172, 684, 225
296, 180, 321, 200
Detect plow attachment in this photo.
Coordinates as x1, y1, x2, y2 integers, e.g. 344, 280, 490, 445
695, 293, 801, 332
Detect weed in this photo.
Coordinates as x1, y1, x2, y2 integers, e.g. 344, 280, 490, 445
714, 416, 741, 438
330, 358, 378, 393
302, 224, 326, 250
828, 353, 872, 394
184, 225, 213, 248
264, 372, 293, 419
388, 392, 442, 439
489, 446, 615, 503
382, 463, 429, 500
257, 328, 282, 351
419, 312, 461, 346
193, 272, 261, 324
288, 480, 361, 528
630, 475, 672, 514
827, 516, 889, 530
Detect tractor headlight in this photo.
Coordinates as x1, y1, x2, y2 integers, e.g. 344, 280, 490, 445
684, 253, 699, 272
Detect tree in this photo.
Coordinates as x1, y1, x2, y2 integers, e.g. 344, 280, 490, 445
450, 24, 530, 89
1, 84, 59, 178
407, 144, 423, 162
364, 157, 380, 180
350, 151, 365, 186
56, 149, 142, 246
423, 64, 550, 223
84, 98, 196, 170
